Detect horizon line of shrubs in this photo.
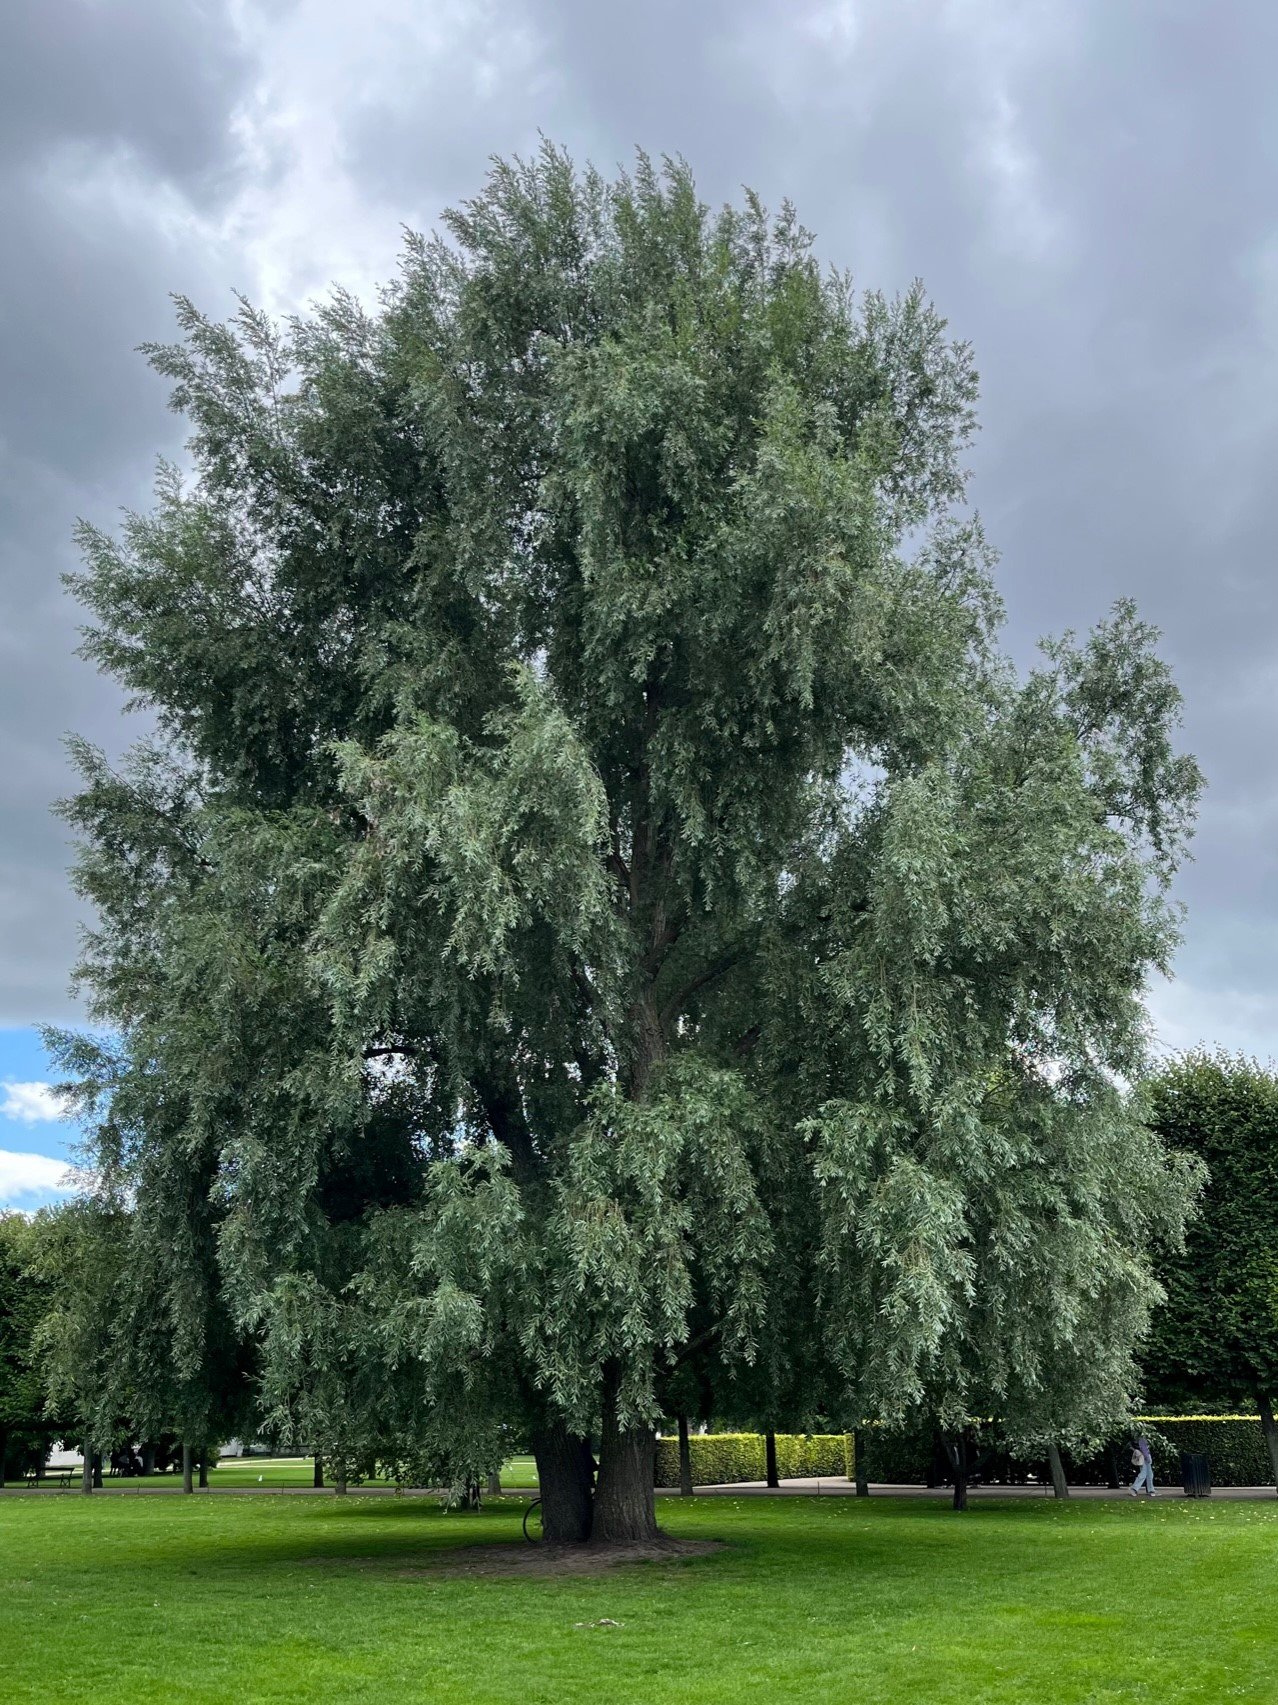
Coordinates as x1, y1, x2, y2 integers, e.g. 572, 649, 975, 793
654, 1416, 1274, 1489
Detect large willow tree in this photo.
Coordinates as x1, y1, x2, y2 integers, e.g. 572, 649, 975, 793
61, 147, 1200, 1540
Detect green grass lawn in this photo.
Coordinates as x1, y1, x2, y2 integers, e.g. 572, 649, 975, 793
207, 1454, 540, 1489
14, 1455, 542, 1492
0, 1491, 1273, 1703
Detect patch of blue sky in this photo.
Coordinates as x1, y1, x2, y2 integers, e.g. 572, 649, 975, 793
0, 1025, 89, 1209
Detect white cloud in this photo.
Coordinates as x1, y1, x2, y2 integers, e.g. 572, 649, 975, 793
220, 0, 553, 313
0, 1147, 75, 1207
1, 1080, 70, 1123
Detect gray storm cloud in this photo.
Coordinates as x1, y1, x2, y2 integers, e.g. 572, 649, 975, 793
2, 0, 1275, 1055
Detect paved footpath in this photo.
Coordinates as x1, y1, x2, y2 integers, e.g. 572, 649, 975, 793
660, 1477, 1278, 1500
3, 1475, 1275, 1499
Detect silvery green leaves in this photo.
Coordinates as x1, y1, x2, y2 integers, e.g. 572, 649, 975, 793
321, 667, 618, 1023
57, 145, 1201, 1526
524, 1062, 771, 1432
808, 1078, 1198, 1438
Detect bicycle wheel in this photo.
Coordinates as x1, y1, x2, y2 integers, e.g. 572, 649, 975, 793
522, 1497, 543, 1543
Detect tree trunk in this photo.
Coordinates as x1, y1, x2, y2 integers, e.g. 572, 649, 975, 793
92, 1450, 103, 1489
142, 1442, 156, 1477
1104, 1444, 1121, 1489
677, 1414, 694, 1497
182, 1443, 194, 1494
486, 1469, 503, 1499
765, 1428, 780, 1489
942, 1433, 968, 1511
82, 1435, 93, 1495
1046, 1440, 1070, 1499
853, 1427, 869, 1497
593, 1364, 659, 1544
1257, 1392, 1278, 1494
335, 1457, 348, 1496
198, 1449, 209, 1489
313, 1454, 324, 1489
0, 1426, 7, 1489
530, 1419, 595, 1543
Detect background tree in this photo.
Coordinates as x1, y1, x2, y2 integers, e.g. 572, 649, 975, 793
38, 1033, 258, 1489
62, 145, 1200, 1540
1143, 1053, 1278, 1489
0, 1214, 54, 1486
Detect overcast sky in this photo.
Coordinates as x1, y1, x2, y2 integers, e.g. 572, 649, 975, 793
2, 0, 1277, 1200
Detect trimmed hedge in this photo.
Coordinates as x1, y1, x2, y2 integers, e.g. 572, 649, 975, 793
1138, 1417, 1274, 1487
654, 1417, 1275, 1489
654, 1432, 847, 1487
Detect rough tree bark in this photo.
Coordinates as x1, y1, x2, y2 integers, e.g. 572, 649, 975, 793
92, 1450, 103, 1489
765, 1429, 780, 1490
81, 1434, 93, 1496
0, 1426, 7, 1490
486, 1469, 503, 1499
530, 1419, 595, 1542
593, 1362, 659, 1543
1046, 1440, 1070, 1499
335, 1457, 348, 1496
1258, 1392, 1278, 1495
141, 1442, 156, 1477
853, 1427, 869, 1497
678, 1414, 694, 1497
198, 1449, 209, 1490
181, 1443, 194, 1495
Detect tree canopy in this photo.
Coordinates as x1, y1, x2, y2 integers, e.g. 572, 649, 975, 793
1143, 1052, 1278, 1485
58, 145, 1202, 1538
0, 1213, 52, 1484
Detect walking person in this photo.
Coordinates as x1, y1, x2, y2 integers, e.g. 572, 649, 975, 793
1130, 1434, 1155, 1498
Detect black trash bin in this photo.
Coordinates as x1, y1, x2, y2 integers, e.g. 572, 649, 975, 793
1180, 1452, 1211, 1498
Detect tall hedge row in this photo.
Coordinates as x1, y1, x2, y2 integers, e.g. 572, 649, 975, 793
1138, 1417, 1274, 1486
654, 1432, 847, 1487
656, 1418, 1275, 1488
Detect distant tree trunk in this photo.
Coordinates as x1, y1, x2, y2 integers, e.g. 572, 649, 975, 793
142, 1442, 156, 1477
0, 1426, 7, 1489
335, 1457, 348, 1496
313, 1454, 324, 1489
82, 1435, 93, 1495
92, 1450, 103, 1489
486, 1469, 503, 1498
592, 1362, 659, 1544
853, 1428, 869, 1496
1046, 1441, 1070, 1499
765, 1429, 780, 1489
458, 1480, 482, 1509
530, 1419, 594, 1543
1104, 1444, 1121, 1489
678, 1414, 694, 1497
1258, 1392, 1278, 1493
198, 1449, 209, 1489
182, 1443, 194, 1494
942, 1433, 968, 1511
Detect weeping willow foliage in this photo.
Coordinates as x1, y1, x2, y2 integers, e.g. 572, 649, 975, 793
55, 146, 1201, 1511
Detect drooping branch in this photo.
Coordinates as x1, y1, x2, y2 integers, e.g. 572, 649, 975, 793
660, 947, 743, 1025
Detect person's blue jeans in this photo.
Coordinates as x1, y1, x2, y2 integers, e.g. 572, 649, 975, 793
1132, 1459, 1155, 1494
